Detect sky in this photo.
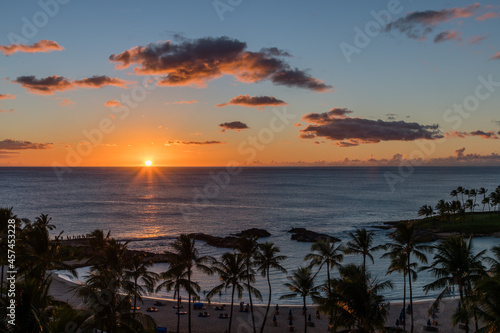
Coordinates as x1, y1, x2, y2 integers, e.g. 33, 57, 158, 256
1, 0, 500, 167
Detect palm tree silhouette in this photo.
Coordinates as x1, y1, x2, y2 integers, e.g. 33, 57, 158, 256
207, 252, 253, 333
345, 228, 380, 273
478, 187, 488, 211
124, 254, 159, 316
384, 221, 431, 333
254, 242, 287, 333
473, 275, 500, 332
235, 236, 262, 333
317, 264, 392, 333
280, 266, 319, 333
164, 234, 213, 333
423, 236, 486, 333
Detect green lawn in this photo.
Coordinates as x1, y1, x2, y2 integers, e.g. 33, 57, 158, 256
417, 211, 500, 234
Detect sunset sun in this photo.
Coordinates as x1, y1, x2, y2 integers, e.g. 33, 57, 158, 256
145, 160, 152, 167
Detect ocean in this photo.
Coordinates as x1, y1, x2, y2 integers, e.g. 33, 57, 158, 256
1, 166, 499, 304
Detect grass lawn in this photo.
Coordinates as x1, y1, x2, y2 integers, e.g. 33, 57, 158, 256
417, 211, 500, 234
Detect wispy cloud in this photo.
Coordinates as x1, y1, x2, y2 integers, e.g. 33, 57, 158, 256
476, 12, 499, 21
54, 97, 75, 107
11, 75, 133, 95
386, 4, 480, 40
109, 36, 332, 92
446, 130, 499, 139
0, 139, 53, 150
216, 95, 287, 108
105, 100, 123, 107
434, 30, 462, 43
164, 140, 226, 146
0, 94, 16, 100
0, 40, 63, 56
489, 51, 500, 60
166, 100, 198, 104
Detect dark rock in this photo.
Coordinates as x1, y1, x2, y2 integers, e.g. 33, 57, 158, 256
234, 228, 271, 238
288, 228, 339, 243
189, 233, 239, 248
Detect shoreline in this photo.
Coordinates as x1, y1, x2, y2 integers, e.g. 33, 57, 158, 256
49, 273, 462, 333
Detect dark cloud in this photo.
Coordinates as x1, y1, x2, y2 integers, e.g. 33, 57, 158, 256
446, 130, 499, 139
300, 109, 442, 147
164, 140, 225, 146
219, 121, 249, 132
386, 4, 480, 40
109, 36, 332, 92
11, 75, 132, 95
434, 30, 462, 43
0, 40, 63, 56
0, 139, 53, 150
216, 95, 287, 108
455, 147, 466, 158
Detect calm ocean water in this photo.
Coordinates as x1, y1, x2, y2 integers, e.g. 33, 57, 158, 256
2, 166, 499, 304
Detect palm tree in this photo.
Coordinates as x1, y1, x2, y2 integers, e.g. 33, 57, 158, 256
457, 186, 465, 206
123, 254, 159, 316
465, 199, 478, 222
164, 234, 213, 333
207, 252, 254, 333
473, 275, 500, 332
486, 246, 500, 276
317, 264, 392, 333
478, 187, 488, 211
435, 199, 450, 220
280, 267, 319, 333
381, 250, 416, 332
254, 242, 287, 333
157, 259, 200, 333
423, 236, 486, 333
345, 228, 380, 273
418, 204, 434, 218
384, 221, 431, 333
235, 236, 261, 333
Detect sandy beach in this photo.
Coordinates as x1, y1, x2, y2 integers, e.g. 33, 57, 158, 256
49, 273, 465, 333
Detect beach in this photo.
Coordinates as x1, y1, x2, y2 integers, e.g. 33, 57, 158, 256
50, 273, 464, 333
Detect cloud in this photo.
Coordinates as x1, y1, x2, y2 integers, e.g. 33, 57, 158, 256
109, 36, 332, 92
216, 95, 287, 108
446, 130, 499, 139
434, 30, 462, 43
300, 108, 443, 146
11, 75, 133, 95
0, 94, 16, 100
54, 97, 75, 107
455, 147, 466, 158
386, 4, 480, 40
105, 100, 122, 107
0, 40, 63, 56
468, 35, 486, 44
476, 12, 499, 21
219, 121, 249, 132
167, 100, 198, 104
489, 51, 500, 60
0, 109, 14, 113
164, 140, 225, 146
0, 139, 53, 150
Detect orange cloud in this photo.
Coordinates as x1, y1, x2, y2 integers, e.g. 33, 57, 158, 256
0, 94, 16, 100
476, 12, 499, 21
489, 51, 500, 60
164, 140, 225, 146
105, 100, 122, 107
54, 97, 75, 107
0, 139, 53, 150
0, 40, 63, 56
109, 37, 332, 92
216, 95, 287, 108
166, 100, 198, 104
11, 75, 133, 95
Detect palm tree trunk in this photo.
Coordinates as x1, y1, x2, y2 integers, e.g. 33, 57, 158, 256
133, 276, 138, 316
188, 268, 192, 333
260, 268, 272, 333
303, 296, 307, 333
176, 282, 181, 333
403, 272, 406, 331
229, 284, 236, 333
247, 264, 256, 333
326, 263, 334, 328
459, 285, 469, 333
363, 254, 366, 274
408, 257, 414, 333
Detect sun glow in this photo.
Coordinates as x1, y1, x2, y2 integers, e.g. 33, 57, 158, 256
145, 160, 152, 166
